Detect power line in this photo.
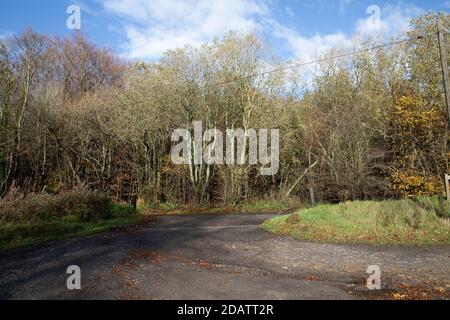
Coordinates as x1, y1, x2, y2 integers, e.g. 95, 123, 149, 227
124, 32, 434, 105
202, 34, 431, 90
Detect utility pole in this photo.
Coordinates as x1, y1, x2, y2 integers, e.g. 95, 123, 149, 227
438, 17, 450, 201
437, 18, 450, 125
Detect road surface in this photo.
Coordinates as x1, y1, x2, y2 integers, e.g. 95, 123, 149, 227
0, 214, 449, 300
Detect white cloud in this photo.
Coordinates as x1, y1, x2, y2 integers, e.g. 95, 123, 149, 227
355, 3, 424, 38
271, 21, 351, 63
100, 0, 425, 62
100, 0, 269, 60
72, 0, 99, 17
271, 3, 423, 65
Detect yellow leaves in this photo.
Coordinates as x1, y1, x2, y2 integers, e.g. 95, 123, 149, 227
390, 171, 442, 197
392, 293, 407, 300
390, 283, 450, 300
435, 287, 446, 294
392, 95, 443, 136
388, 95, 447, 197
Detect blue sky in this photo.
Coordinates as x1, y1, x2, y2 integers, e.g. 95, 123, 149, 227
0, 0, 448, 61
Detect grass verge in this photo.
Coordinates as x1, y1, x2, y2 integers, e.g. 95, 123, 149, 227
262, 199, 450, 246
0, 204, 144, 252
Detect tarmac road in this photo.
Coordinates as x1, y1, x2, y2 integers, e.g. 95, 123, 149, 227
0, 213, 449, 300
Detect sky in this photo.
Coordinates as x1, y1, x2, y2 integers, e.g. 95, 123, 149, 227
0, 0, 448, 62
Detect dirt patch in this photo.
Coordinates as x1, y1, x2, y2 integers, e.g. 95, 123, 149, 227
286, 214, 301, 225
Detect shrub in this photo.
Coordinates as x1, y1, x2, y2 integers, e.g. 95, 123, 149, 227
390, 171, 441, 198
110, 204, 137, 218
0, 189, 113, 224
388, 95, 447, 198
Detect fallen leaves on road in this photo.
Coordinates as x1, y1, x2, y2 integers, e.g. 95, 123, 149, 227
305, 274, 320, 281
389, 283, 450, 300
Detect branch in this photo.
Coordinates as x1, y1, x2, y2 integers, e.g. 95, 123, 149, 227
283, 160, 319, 201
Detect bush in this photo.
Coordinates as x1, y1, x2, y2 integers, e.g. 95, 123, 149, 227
110, 204, 137, 218
0, 189, 113, 224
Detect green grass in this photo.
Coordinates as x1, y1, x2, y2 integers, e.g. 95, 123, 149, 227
236, 200, 292, 212
0, 204, 142, 252
262, 199, 450, 246
415, 196, 450, 218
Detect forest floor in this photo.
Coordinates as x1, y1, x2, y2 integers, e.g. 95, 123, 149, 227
0, 213, 449, 300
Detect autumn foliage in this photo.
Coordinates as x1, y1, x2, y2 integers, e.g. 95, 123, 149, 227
0, 13, 449, 206
389, 95, 447, 197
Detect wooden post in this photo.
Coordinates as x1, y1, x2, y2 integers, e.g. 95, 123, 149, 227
438, 18, 450, 125
445, 174, 450, 201
283, 161, 318, 201
309, 187, 316, 207
130, 194, 137, 209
